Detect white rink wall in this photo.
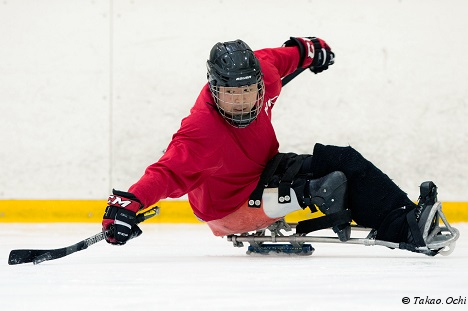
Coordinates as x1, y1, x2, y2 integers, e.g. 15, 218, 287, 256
0, 0, 467, 201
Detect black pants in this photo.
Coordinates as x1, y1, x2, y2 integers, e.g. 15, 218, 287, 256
272, 143, 417, 243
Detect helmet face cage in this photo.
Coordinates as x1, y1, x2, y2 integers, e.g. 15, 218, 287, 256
206, 40, 265, 128
210, 80, 265, 128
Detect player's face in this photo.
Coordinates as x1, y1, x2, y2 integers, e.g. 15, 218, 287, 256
216, 84, 259, 116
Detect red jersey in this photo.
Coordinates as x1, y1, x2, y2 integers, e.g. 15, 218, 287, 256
128, 46, 309, 221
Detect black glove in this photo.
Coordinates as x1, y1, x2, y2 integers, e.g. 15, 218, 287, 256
102, 189, 144, 245
283, 37, 335, 74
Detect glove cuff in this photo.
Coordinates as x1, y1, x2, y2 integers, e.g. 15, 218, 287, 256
108, 189, 144, 212
112, 189, 141, 202
283, 37, 307, 69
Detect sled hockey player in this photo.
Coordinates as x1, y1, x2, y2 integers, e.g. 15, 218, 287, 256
102, 37, 458, 256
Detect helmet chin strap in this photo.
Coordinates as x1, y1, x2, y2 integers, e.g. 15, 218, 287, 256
216, 105, 258, 128
228, 111, 258, 128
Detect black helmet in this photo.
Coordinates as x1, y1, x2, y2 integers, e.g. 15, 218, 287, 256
206, 40, 264, 128
207, 40, 263, 87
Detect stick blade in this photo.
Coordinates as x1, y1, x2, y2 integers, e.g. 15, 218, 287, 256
9, 249, 43, 265
8, 248, 65, 265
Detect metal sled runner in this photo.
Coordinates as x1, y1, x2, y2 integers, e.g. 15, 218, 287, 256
227, 201, 459, 256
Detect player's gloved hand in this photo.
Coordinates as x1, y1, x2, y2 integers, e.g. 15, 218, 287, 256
102, 189, 144, 245
283, 37, 335, 74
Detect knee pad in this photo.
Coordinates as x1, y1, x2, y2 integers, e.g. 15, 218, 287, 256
307, 171, 348, 214
297, 171, 352, 241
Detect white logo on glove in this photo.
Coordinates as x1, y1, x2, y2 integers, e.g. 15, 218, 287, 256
108, 196, 132, 208
305, 39, 315, 59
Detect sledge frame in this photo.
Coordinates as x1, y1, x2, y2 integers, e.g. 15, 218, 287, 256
226, 202, 460, 256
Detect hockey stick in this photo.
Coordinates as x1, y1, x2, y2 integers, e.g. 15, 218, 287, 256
8, 206, 160, 265
281, 67, 307, 87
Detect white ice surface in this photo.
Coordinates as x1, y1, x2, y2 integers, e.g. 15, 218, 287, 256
1, 223, 467, 311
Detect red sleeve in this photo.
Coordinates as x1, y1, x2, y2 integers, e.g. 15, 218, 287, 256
128, 112, 223, 208
254, 46, 308, 79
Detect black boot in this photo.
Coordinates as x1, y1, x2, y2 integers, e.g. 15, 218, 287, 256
415, 181, 438, 221
406, 181, 439, 248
